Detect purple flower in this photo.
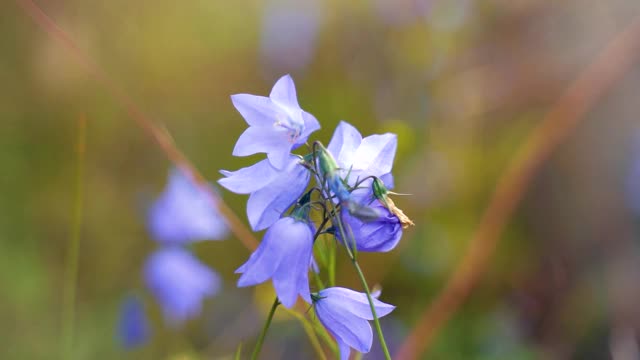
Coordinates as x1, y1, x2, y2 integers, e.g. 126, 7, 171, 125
218, 155, 310, 231
313, 287, 395, 360
327, 121, 397, 188
148, 168, 228, 244
341, 193, 403, 252
144, 247, 221, 326
235, 217, 314, 308
627, 132, 640, 215
231, 74, 320, 170
117, 295, 150, 349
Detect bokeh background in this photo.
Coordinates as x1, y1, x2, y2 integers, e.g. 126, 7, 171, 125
3, 0, 640, 359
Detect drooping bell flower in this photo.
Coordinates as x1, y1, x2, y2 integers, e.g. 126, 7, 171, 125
326, 121, 397, 188
312, 287, 395, 360
117, 295, 150, 349
339, 178, 412, 252
144, 247, 221, 326
148, 168, 228, 244
231, 74, 320, 170
235, 211, 314, 308
218, 155, 310, 231
341, 193, 403, 252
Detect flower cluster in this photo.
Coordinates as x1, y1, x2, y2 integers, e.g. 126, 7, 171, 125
118, 168, 228, 348
219, 75, 413, 358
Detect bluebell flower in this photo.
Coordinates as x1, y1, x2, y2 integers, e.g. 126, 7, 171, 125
327, 121, 397, 188
117, 295, 150, 349
144, 247, 221, 326
235, 216, 314, 308
231, 74, 320, 170
218, 155, 310, 231
313, 287, 395, 360
341, 192, 403, 252
148, 168, 228, 244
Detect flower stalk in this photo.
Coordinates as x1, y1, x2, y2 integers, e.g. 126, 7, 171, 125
329, 199, 392, 360
62, 115, 86, 360
251, 297, 280, 360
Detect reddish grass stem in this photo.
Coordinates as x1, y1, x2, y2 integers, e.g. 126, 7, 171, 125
396, 15, 640, 360
15, 0, 258, 252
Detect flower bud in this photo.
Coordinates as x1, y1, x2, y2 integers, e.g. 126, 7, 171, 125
371, 178, 415, 229
316, 142, 351, 202
316, 142, 339, 177
372, 177, 389, 200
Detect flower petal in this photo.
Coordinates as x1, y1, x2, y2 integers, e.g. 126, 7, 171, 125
266, 144, 295, 170
379, 172, 395, 189
298, 111, 321, 142
233, 125, 290, 157
316, 301, 373, 353
320, 287, 395, 320
236, 225, 287, 287
269, 74, 300, 109
342, 202, 403, 252
327, 121, 362, 170
352, 133, 397, 176
231, 94, 280, 127
271, 220, 313, 307
246, 158, 310, 230
337, 340, 352, 360
218, 159, 279, 194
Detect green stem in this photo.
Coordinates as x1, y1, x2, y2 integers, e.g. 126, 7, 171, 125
62, 116, 86, 360
352, 260, 391, 360
251, 297, 279, 360
327, 237, 336, 287
312, 269, 326, 290
328, 200, 391, 360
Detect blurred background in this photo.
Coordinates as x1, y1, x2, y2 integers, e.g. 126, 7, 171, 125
2, 0, 640, 359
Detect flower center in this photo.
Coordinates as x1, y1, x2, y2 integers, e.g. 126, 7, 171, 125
274, 113, 303, 143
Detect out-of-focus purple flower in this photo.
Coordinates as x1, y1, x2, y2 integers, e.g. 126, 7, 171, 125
313, 287, 395, 360
148, 168, 228, 244
260, 0, 322, 73
218, 155, 310, 231
144, 247, 221, 326
627, 133, 640, 215
117, 295, 150, 349
341, 192, 403, 252
230, 74, 320, 170
327, 121, 397, 188
235, 217, 314, 308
